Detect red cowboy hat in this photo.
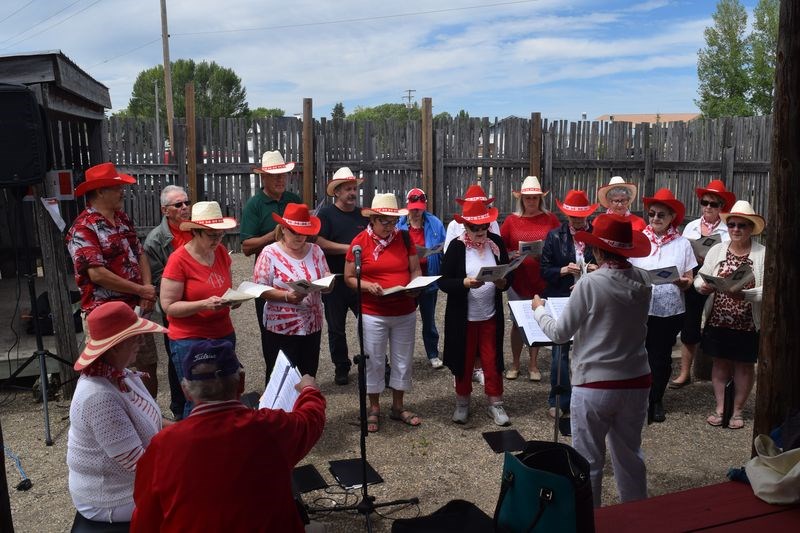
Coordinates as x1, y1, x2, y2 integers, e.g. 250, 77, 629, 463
643, 188, 685, 227
455, 184, 494, 205
75, 162, 136, 197
556, 190, 599, 218
453, 200, 499, 226
574, 214, 651, 258
696, 179, 736, 212
271, 203, 321, 236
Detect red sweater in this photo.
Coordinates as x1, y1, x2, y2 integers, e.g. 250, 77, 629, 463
130, 388, 326, 532
500, 213, 560, 297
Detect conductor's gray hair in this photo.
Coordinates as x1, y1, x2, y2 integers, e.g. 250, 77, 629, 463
160, 185, 187, 207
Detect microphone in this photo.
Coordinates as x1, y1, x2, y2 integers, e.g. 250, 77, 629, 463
352, 245, 362, 275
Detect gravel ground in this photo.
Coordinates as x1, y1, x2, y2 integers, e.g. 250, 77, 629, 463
2, 252, 755, 532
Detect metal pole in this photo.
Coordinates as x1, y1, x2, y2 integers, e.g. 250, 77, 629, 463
154, 80, 162, 162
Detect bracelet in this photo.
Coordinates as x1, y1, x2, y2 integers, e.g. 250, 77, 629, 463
284, 292, 289, 302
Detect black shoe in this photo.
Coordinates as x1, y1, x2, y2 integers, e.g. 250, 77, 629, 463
334, 367, 350, 385
653, 402, 666, 423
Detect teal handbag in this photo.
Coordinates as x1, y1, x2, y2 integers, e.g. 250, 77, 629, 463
493, 441, 594, 533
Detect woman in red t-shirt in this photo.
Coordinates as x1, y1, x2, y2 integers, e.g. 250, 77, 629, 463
160, 201, 237, 417
344, 194, 422, 433
500, 176, 560, 382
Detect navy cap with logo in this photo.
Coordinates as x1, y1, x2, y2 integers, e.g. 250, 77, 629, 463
183, 339, 242, 381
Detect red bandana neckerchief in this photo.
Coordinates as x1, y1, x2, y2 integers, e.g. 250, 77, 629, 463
700, 216, 720, 235
599, 258, 631, 270
643, 225, 679, 256
459, 232, 500, 257
367, 224, 398, 260
568, 224, 586, 256
606, 208, 631, 217
82, 360, 132, 392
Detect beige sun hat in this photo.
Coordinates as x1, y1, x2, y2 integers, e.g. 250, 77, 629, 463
179, 201, 238, 231
361, 193, 408, 217
512, 176, 548, 198
326, 167, 364, 196
598, 176, 638, 208
720, 200, 766, 235
253, 150, 295, 174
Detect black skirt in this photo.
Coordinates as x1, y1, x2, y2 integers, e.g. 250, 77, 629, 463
701, 325, 759, 363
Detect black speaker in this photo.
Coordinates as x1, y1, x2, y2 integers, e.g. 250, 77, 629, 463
0, 83, 47, 187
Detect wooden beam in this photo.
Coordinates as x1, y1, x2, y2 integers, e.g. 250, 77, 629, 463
302, 98, 314, 207
529, 112, 542, 178
185, 83, 197, 204
754, 0, 800, 443
421, 97, 433, 202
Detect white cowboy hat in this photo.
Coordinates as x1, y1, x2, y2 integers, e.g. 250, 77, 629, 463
720, 200, 766, 235
361, 193, 408, 217
597, 176, 637, 208
179, 201, 238, 231
512, 176, 548, 198
253, 150, 295, 174
326, 167, 364, 196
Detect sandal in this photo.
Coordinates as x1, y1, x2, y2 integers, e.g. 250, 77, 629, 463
706, 412, 723, 427
389, 409, 421, 427
505, 369, 519, 380
367, 409, 380, 433
728, 415, 745, 430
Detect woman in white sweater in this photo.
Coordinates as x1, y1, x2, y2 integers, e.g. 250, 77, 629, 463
67, 301, 170, 529
694, 201, 765, 430
532, 214, 652, 507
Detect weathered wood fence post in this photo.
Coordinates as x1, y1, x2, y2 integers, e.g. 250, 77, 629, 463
529, 112, 542, 178
421, 98, 433, 206
185, 83, 197, 203
302, 98, 314, 207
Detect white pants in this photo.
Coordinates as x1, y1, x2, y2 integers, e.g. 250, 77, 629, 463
362, 312, 416, 394
570, 386, 649, 507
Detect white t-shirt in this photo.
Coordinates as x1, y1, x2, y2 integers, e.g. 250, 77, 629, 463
465, 246, 497, 321
444, 219, 501, 252
682, 217, 730, 242
629, 236, 698, 317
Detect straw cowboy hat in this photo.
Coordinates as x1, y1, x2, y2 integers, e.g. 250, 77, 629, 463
513, 176, 548, 198
720, 200, 766, 235
75, 162, 136, 197
179, 201, 238, 231
574, 214, 651, 258
253, 150, 295, 174
597, 176, 637, 208
696, 179, 736, 212
326, 167, 364, 196
456, 184, 494, 205
556, 190, 599, 218
361, 193, 408, 217
643, 188, 685, 227
453, 200, 499, 226
74, 301, 167, 371
271, 203, 321, 235
405, 188, 428, 210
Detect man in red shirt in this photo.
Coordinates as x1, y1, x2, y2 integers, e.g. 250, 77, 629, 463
131, 340, 326, 532
144, 185, 193, 419
66, 162, 158, 396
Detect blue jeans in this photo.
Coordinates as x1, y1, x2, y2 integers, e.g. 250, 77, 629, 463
549, 343, 571, 411
418, 289, 440, 359
170, 333, 236, 418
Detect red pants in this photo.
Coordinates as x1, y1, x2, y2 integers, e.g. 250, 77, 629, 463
455, 318, 503, 397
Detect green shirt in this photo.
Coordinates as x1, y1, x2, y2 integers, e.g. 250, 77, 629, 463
240, 189, 302, 240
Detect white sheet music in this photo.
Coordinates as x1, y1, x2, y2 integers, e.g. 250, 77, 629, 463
259, 351, 301, 412
508, 297, 572, 345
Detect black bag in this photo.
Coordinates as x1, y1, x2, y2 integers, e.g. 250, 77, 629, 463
391, 499, 493, 533
493, 441, 594, 533
26, 290, 82, 336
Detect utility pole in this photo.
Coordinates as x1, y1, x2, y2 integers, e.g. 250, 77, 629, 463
160, 0, 175, 154
403, 89, 416, 120
154, 79, 162, 162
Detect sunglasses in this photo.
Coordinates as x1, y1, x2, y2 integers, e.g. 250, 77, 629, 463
407, 193, 427, 203
700, 200, 721, 208
375, 217, 398, 226
465, 223, 490, 232
726, 221, 752, 230
168, 200, 191, 208
647, 211, 671, 219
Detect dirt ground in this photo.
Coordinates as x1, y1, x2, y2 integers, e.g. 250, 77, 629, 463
1, 252, 755, 532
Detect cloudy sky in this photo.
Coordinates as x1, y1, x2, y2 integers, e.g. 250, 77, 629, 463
0, 1, 760, 120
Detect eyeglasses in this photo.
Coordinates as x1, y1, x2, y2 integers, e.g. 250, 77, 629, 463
465, 223, 490, 232
726, 221, 752, 230
407, 193, 427, 203
168, 200, 191, 208
647, 211, 671, 219
375, 217, 398, 226
609, 197, 630, 205
203, 230, 225, 240
700, 200, 721, 208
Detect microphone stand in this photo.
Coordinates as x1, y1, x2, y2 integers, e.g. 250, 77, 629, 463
308, 247, 418, 531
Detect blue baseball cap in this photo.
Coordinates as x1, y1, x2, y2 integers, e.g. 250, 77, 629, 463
183, 340, 242, 381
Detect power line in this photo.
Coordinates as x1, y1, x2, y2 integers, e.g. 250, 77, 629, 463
0, 0, 105, 50
0, 1, 36, 26
0, 0, 82, 46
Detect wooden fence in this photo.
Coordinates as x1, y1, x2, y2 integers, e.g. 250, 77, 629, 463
97, 109, 772, 252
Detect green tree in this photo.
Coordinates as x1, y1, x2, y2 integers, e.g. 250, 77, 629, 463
126, 59, 249, 120
748, 0, 779, 115
348, 102, 421, 121
331, 102, 346, 120
696, 0, 752, 117
249, 107, 285, 119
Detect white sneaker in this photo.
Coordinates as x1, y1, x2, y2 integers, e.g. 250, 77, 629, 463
472, 368, 485, 385
488, 403, 510, 426
430, 357, 444, 369
452, 403, 470, 424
